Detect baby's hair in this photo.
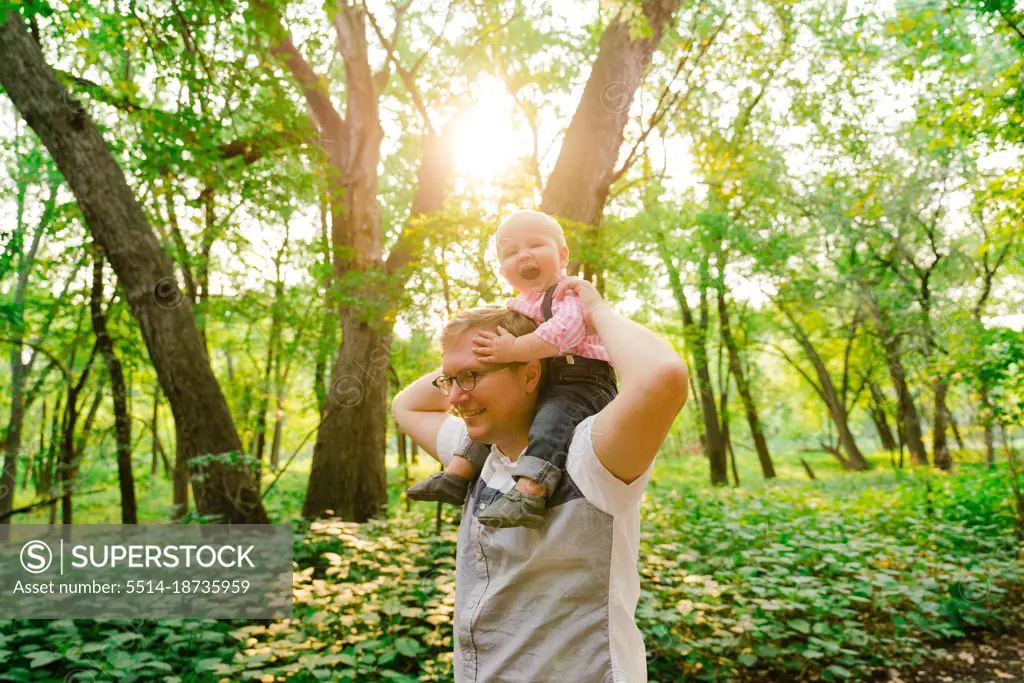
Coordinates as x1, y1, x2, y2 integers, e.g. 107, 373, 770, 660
495, 210, 567, 254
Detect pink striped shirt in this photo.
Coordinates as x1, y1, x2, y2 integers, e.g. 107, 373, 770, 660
506, 279, 612, 365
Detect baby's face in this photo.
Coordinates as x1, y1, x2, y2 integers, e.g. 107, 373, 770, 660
496, 217, 568, 294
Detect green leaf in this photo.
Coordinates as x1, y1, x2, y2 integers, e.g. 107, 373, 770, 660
788, 619, 811, 634
738, 653, 758, 666
394, 637, 422, 658
27, 651, 61, 668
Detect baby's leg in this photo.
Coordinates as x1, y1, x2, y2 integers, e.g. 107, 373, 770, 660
407, 440, 490, 505
477, 364, 617, 529
447, 454, 475, 480
513, 379, 614, 496
449, 440, 490, 480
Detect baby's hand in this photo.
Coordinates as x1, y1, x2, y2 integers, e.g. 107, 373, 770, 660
472, 326, 517, 363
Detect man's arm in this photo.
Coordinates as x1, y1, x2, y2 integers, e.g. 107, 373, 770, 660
555, 278, 689, 483
391, 369, 451, 461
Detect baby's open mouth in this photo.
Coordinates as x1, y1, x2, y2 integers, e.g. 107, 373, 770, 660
520, 265, 541, 280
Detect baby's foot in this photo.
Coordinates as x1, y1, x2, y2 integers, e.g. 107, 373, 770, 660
477, 489, 546, 529
406, 472, 471, 505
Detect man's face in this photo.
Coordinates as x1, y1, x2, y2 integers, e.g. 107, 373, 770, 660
441, 328, 541, 444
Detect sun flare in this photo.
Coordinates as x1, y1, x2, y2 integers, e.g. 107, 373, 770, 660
450, 78, 525, 182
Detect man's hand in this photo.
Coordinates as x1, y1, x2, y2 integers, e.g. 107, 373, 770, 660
553, 277, 606, 336
473, 326, 518, 363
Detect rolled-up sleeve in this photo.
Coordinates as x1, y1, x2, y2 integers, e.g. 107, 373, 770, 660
533, 292, 587, 354
436, 416, 469, 468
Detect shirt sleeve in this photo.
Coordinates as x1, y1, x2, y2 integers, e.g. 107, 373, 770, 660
565, 416, 655, 516
533, 291, 587, 354
435, 415, 470, 468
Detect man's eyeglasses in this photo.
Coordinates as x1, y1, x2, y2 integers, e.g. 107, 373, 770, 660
432, 364, 519, 396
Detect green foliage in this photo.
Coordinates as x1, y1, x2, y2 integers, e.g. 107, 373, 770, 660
639, 461, 1022, 680
1, 457, 1021, 681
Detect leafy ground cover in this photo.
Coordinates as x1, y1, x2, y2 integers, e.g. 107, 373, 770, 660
0, 448, 1021, 682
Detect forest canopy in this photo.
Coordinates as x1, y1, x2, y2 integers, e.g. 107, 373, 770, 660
0, 0, 1023, 680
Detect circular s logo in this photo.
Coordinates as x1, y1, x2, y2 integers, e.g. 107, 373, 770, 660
21, 540, 53, 574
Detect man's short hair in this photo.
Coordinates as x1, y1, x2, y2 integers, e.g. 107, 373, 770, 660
440, 305, 538, 352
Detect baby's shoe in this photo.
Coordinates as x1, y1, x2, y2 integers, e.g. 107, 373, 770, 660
406, 472, 470, 505
477, 489, 546, 529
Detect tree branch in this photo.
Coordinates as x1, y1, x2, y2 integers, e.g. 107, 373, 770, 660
363, 1, 436, 135
611, 13, 729, 183
0, 488, 105, 522
997, 7, 1024, 42
253, 2, 346, 137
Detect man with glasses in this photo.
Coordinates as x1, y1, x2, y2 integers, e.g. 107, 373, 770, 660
392, 277, 688, 683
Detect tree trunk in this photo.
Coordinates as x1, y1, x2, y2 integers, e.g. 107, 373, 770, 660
540, 0, 683, 269
256, 1, 457, 520
659, 241, 727, 484
782, 308, 870, 470
252, 336, 274, 479
150, 385, 170, 476
868, 381, 898, 451
932, 378, 952, 471
0, 340, 26, 532
270, 393, 285, 472
300, 2, 388, 521
882, 336, 928, 465
981, 384, 996, 468
0, 174, 53, 528
0, 11, 267, 523
269, 351, 288, 472
90, 247, 138, 523
949, 409, 965, 452
305, 321, 390, 520
254, 233, 289, 479
313, 193, 335, 416
60, 347, 99, 526
39, 396, 62, 517
396, 427, 407, 468
719, 375, 740, 487
718, 293, 775, 479
172, 424, 190, 519
195, 185, 216, 351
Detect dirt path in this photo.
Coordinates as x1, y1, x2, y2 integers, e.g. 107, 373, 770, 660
887, 632, 1024, 683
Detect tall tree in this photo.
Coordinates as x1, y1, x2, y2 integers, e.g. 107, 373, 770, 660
540, 0, 683, 234
0, 144, 58, 525
90, 245, 138, 524
0, 10, 268, 523
252, 1, 458, 520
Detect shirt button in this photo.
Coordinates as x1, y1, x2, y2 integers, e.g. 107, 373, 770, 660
478, 503, 486, 511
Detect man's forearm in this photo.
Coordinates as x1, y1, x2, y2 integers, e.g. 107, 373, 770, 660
590, 303, 686, 390
391, 369, 452, 460
392, 368, 450, 415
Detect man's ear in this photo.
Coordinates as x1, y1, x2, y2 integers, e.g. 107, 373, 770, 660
523, 359, 544, 394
